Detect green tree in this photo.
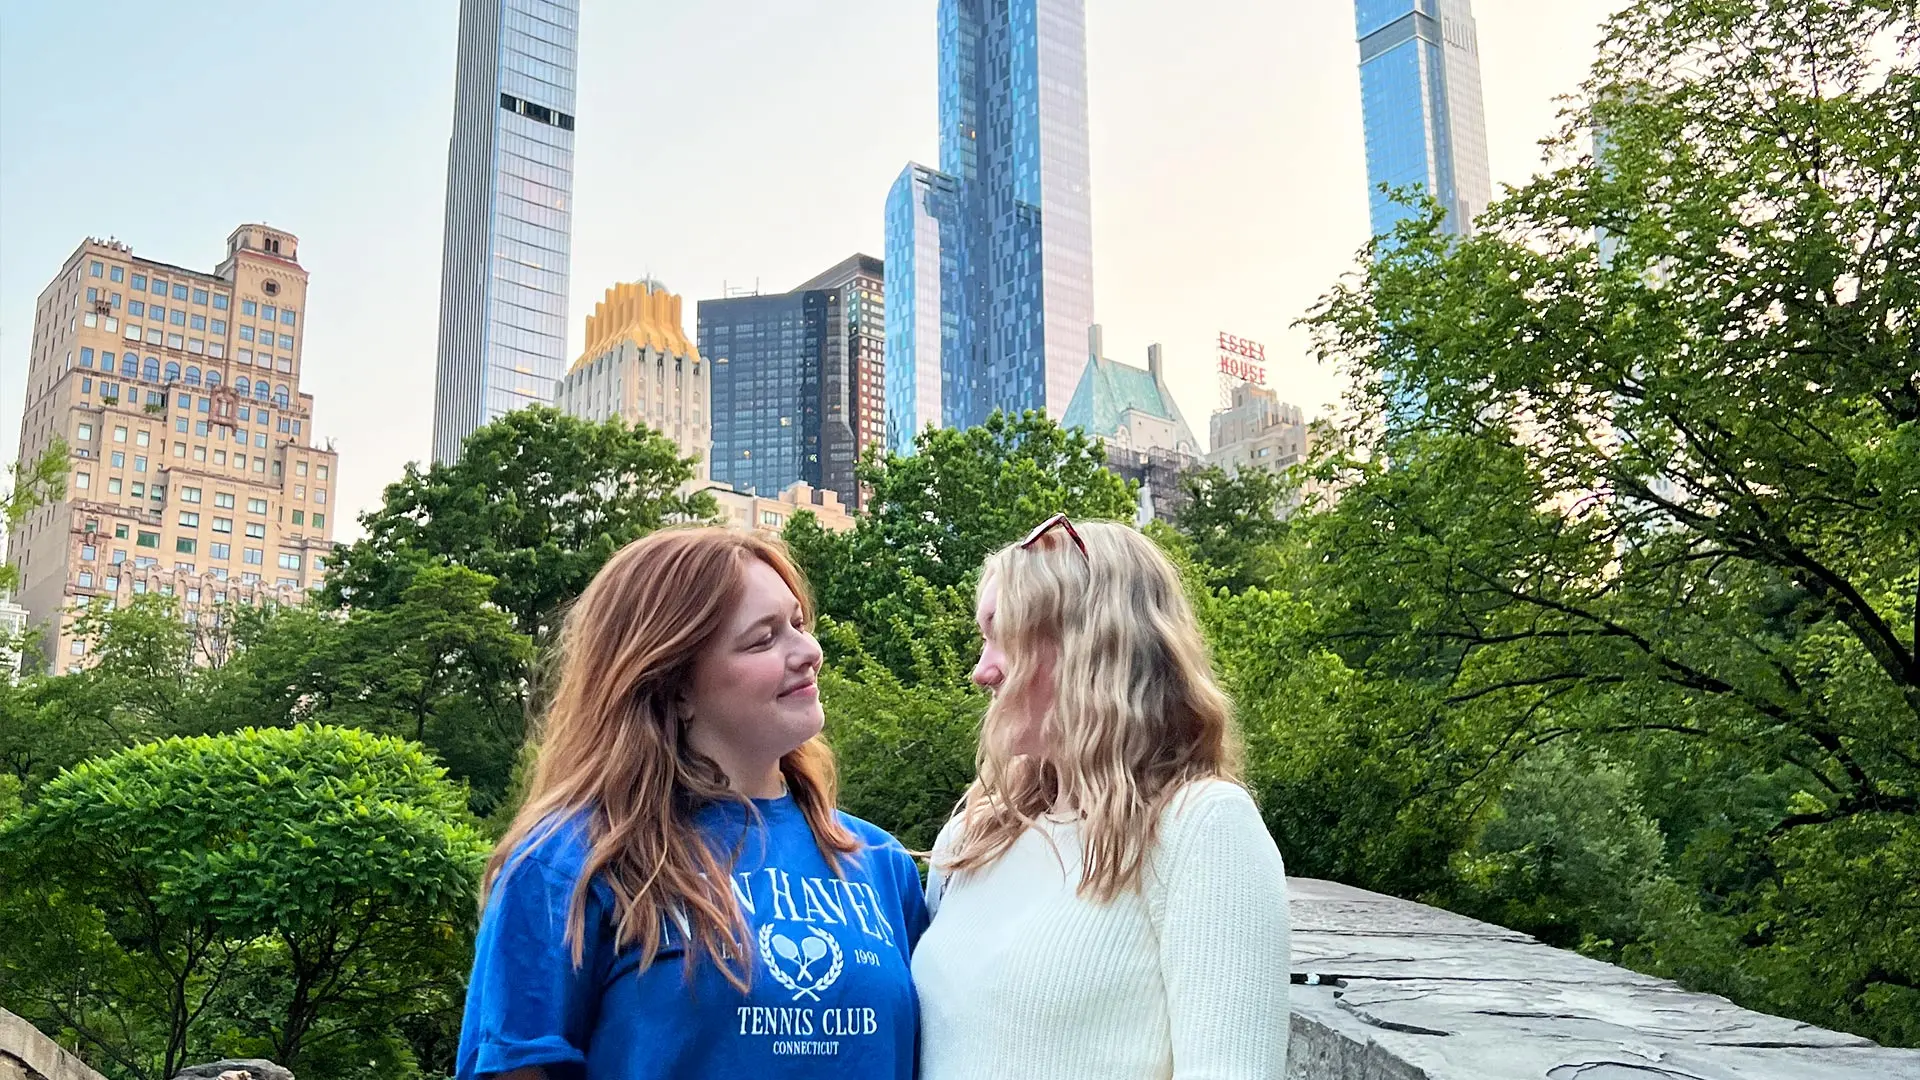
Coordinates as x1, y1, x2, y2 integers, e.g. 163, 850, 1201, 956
1, 443, 67, 597
323, 407, 716, 638
794, 411, 1135, 685
0, 726, 487, 1080
217, 568, 535, 813
1297, 0, 1918, 1042
1172, 464, 1295, 592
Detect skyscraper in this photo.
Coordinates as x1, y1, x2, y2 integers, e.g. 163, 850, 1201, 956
431, 0, 580, 464
697, 255, 886, 510
885, 164, 966, 454
884, 0, 1095, 444
554, 280, 711, 481
1355, 0, 1492, 238
6, 228, 341, 670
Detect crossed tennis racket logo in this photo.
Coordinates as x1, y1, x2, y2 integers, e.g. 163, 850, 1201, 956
757, 923, 845, 1001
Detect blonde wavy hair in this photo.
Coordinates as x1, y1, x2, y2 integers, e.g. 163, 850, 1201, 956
943, 518, 1242, 900
484, 527, 856, 992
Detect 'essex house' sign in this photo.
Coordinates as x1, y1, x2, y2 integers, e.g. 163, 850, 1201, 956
1217, 332, 1267, 386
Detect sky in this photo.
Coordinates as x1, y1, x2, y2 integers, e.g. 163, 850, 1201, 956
0, 0, 1625, 540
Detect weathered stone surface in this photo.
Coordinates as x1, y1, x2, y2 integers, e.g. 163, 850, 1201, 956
0, 1009, 106, 1080
1285, 878, 1920, 1080
168, 1061, 293, 1080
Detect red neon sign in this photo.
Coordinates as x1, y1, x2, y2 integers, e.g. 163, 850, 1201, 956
1217, 332, 1267, 386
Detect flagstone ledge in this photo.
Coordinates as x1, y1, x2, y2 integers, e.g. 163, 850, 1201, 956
1285, 877, 1920, 1080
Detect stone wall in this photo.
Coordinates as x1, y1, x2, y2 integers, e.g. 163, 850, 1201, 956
0, 1010, 104, 1080
11, 884, 1920, 1080
1286, 877, 1920, 1079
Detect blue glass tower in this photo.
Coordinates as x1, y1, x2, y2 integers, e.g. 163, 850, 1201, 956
884, 0, 1095, 447
1355, 0, 1492, 238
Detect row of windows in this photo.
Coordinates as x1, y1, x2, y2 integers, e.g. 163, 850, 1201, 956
90, 263, 218, 306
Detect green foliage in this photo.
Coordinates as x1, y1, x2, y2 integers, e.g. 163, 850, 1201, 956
1, 442, 68, 596
0, 725, 487, 1080
820, 660, 982, 852
322, 406, 716, 639
796, 410, 1135, 685
1288, 0, 1919, 1044
1172, 464, 1295, 592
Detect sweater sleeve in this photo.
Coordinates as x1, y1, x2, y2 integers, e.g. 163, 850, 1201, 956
1152, 783, 1291, 1078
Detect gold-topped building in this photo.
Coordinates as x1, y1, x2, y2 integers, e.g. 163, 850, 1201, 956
554, 279, 710, 480
6, 225, 341, 671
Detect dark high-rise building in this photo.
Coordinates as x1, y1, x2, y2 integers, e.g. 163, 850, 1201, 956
697, 255, 885, 509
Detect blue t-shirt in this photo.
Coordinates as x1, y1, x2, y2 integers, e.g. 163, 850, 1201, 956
457, 795, 929, 1080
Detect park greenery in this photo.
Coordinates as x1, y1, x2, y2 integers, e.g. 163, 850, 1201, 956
0, 0, 1913, 1074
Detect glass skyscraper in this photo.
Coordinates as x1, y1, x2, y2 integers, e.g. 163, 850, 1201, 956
1355, 0, 1492, 238
431, 0, 579, 464
699, 256, 886, 509
884, 0, 1095, 446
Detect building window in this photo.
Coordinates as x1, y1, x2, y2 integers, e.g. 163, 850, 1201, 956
71, 640, 86, 656
239, 327, 253, 343
176, 538, 196, 554
77, 423, 93, 441
192, 288, 208, 305
180, 512, 200, 527
262, 305, 277, 321
169, 309, 186, 327
75, 472, 90, 490
245, 523, 266, 539
215, 492, 235, 509
312, 513, 324, 529
171, 283, 188, 300
247, 497, 267, 514
78, 571, 95, 588
277, 554, 302, 570
135, 430, 150, 447
131, 482, 145, 499
113, 426, 127, 443
277, 335, 294, 350
212, 517, 233, 534
89, 261, 103, 277
81, 544, 96, 560
187, 587, 201, 603
114, 524, 128, 539
111, 266, 124, 283
213, 294, 229, 310
313, 488, 326, 504
291, 510, 305, 525
241, 300, 257, 316
167, 333, 184, 350
210, 543, 231, 559
244, 548, 264, 565
136, 531, 159, 549
134, 456, 147, 473
111, 451, 125, 468
190, 315, 206, 331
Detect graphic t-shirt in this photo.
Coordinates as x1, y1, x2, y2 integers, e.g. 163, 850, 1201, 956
457, 795, 929, 1080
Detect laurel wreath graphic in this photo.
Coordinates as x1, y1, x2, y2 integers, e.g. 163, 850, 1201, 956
758, 923, 844, 1002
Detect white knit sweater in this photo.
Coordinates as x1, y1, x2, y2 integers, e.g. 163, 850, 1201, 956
913, 780, 1291, 1080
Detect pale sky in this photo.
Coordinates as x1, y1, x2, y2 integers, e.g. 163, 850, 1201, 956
0, 0, 1624, 539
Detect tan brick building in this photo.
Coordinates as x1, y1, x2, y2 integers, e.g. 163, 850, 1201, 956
7, 225, 340, 671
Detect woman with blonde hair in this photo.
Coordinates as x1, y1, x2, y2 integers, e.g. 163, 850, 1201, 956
457, 527, 927, 1080
914, 515, 1291, 1079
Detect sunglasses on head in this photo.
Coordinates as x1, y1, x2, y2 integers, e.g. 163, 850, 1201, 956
1019, 513, 1088, 559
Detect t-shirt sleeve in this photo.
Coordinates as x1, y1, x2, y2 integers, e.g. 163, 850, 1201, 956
895, 842, 932, 950
459, 850, 605, 1080
1153, 784, 1291, 1079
